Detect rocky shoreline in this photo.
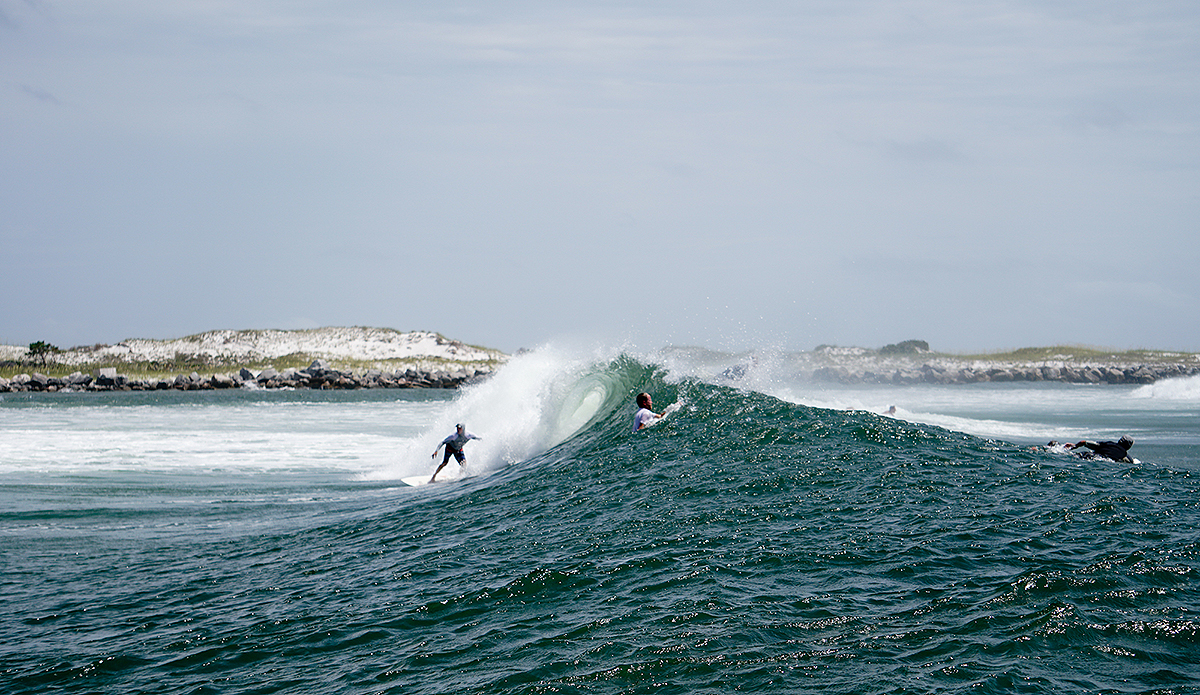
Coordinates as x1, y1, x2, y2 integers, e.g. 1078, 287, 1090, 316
0, 360, 493, 393
0, 328, 506, 394
806, 360, 1200, 385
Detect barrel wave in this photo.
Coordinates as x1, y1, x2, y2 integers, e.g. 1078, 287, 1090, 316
2, 350, 1197, 694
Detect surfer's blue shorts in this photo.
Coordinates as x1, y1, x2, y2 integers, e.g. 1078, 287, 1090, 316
443, 448, 466, 464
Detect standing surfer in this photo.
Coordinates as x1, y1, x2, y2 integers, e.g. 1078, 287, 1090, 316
632, 393, 664, 432
430, 423, 481, 482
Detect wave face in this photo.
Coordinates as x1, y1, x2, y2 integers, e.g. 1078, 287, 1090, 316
2, 349, 1198, 694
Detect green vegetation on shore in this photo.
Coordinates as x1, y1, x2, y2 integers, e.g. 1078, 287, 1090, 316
0, 327, 508, 380
950, 346, 1198, 364
0, 353, 505, 381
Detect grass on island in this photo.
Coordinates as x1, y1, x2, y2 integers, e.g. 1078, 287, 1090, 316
0, 351, 505, 381
0, 327, 509, 380
949, 346, 1197, 364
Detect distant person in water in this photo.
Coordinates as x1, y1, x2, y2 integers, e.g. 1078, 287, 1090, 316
884, 405, 897, 416
632, 393, 664, 432
1068, 435, 1135, 463
430, 423, 481, 482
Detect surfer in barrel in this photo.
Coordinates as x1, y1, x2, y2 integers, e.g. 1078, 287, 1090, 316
632, 393, 664, 432
430, 423, 481, 482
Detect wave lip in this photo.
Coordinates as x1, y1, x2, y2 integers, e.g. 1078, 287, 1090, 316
368, 345, 655, 481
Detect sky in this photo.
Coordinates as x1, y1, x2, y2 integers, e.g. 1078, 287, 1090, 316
3, 0, 1198, 355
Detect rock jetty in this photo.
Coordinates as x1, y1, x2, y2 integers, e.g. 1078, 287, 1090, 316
807, 361, 1199, 385
793, 342, 1200, 385
0, 360, 492, 393
699, 342, 1200, 387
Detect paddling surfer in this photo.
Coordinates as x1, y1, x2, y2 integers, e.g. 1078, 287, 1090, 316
430, 423, 481, 482
1067, 435, 1134, 463
632, 393, 664, 432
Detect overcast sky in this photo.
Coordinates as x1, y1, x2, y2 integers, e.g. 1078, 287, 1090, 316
3, 0, 1198, 355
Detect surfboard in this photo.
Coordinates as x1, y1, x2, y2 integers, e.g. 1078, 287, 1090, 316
402, 469, 469, 486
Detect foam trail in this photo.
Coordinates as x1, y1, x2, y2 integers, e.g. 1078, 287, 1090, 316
0, 398, 444, 476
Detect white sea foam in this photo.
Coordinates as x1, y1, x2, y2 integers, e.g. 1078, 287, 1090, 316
0, 397, 447, 476
1, 340, 634, 484
1131, 373, 1200, 401
364, 342, 626, 481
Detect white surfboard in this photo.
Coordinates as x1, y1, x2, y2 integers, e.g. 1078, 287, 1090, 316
402, 468, 469, 486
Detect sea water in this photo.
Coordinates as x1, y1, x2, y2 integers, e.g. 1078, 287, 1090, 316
2, 346, 1198, 694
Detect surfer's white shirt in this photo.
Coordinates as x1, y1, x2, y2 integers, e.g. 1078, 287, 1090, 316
441, 431, 480, 451
632, 408, 658, 432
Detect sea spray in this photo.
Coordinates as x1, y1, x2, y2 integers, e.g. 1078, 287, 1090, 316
1131, 372, 1200, 401
367, 344, 662, 481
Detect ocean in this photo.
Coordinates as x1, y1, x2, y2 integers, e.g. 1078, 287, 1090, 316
2, 345, 1198, 694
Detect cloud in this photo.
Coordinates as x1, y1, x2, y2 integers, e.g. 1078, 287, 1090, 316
18, 83, 60, 105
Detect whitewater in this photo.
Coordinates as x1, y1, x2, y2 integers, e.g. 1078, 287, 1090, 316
2, 344, 1198, 694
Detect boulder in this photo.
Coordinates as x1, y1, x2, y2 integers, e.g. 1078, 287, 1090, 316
66, 372, 92, 386
95, 367, 118, 386
1131, 367, 1156, 384
989, 368, 1013, 382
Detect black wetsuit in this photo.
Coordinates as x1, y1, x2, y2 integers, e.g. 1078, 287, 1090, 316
1076, 439, 1134, 463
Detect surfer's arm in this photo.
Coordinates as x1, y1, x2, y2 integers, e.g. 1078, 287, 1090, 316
635, 412, 663, 430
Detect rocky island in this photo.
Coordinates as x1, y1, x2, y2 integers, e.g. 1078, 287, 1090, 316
781, 340, 1200, 385
0, 327, 506, 393
669, 339, 1200, 386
